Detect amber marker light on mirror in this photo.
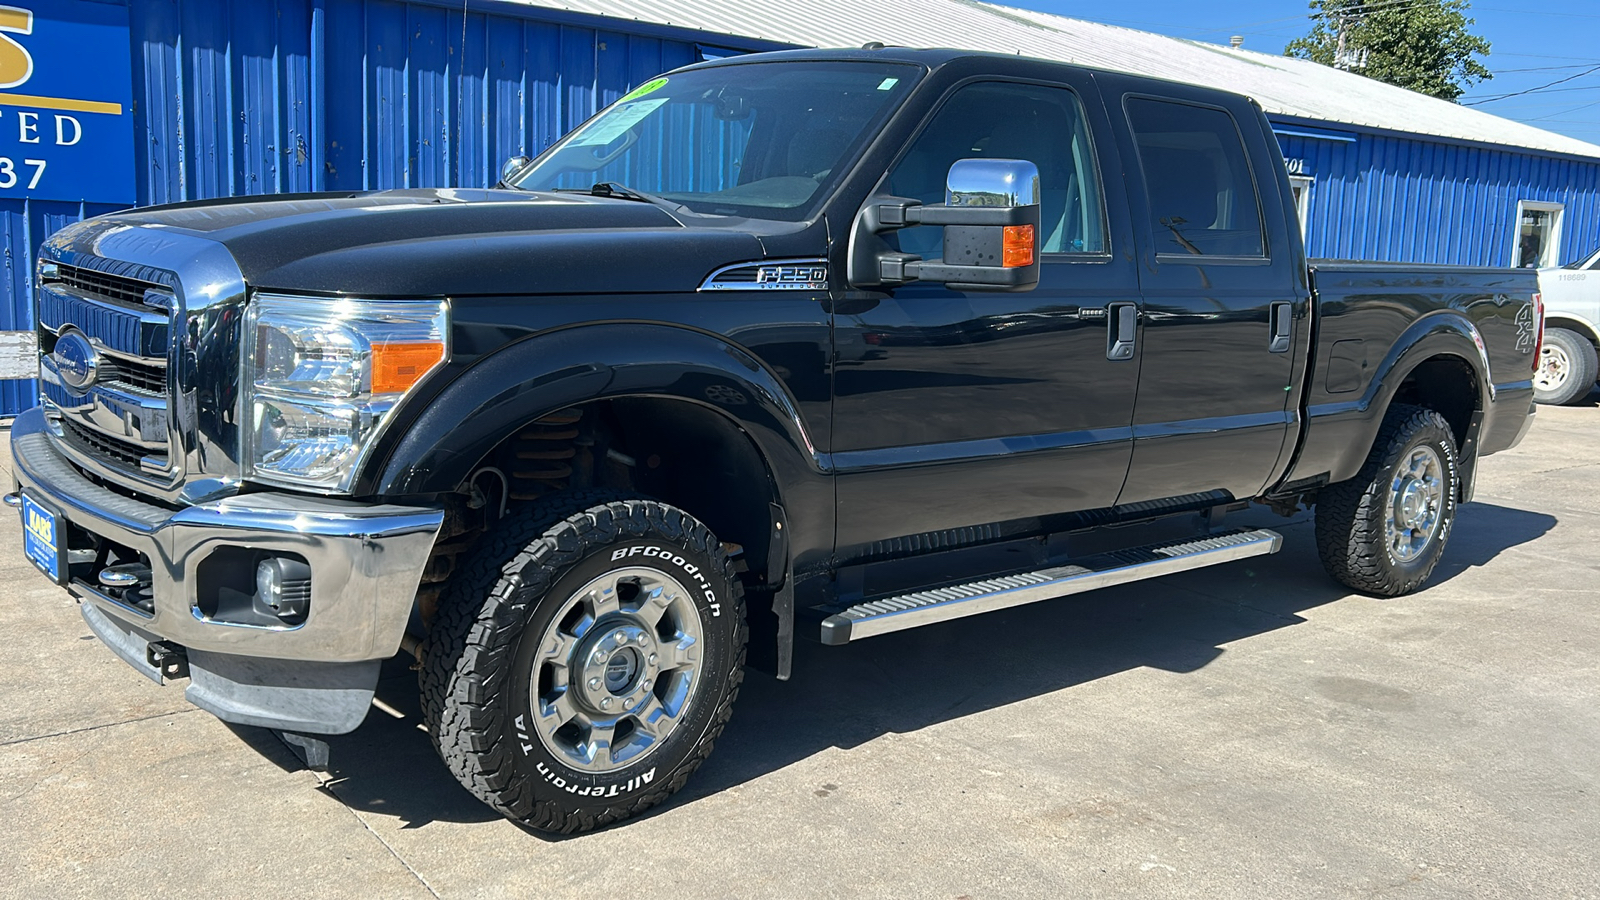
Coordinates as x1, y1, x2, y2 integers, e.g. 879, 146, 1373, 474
1003, 225, 1035, 267
372, 341, 447, 394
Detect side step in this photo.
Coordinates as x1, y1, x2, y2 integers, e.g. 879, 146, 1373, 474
818, 528, 1282, 645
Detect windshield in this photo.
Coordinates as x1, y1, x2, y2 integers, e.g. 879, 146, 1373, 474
510, 61, 920, 220
1564, 246, 1600, 270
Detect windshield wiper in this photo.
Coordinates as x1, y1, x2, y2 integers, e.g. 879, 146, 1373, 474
552, 182, 686, 212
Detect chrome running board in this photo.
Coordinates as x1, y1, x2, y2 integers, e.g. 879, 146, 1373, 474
818, 528, 1283, 645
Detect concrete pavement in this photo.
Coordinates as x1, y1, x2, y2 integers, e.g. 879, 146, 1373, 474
2, 396, 1597, 899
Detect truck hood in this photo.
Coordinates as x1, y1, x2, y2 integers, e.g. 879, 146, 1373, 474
103, 188, 781, 296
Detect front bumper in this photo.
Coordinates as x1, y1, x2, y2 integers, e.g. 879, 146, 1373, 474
10, 407, 443, 732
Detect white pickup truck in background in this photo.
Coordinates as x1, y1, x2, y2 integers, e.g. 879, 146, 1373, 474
1537, 246, 1600, 405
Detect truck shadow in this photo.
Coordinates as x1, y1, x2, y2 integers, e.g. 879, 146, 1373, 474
283, 500, 1552, 833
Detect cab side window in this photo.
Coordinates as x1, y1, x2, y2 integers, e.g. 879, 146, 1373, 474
1126, 97, 1265, 258
887, 82, 1107, 258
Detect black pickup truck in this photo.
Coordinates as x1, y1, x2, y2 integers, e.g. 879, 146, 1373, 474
12, 47, 1539, 833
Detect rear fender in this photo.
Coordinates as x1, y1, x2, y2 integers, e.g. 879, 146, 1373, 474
1284, 311, 1490, 491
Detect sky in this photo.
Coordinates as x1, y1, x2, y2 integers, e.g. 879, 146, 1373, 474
1003, 0, 1600, 146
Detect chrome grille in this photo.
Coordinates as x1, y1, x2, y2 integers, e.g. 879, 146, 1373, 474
40, 256, 175, 482
57, 263, 169, 311
104, 356, 167, 394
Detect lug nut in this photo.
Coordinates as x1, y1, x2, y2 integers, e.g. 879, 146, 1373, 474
641, 679, 652, 691
647, 653, 658, 666
623, 697, 636, 710
592, 650, 607, 665
588, 677, 602, 689
601, 698, 613, 710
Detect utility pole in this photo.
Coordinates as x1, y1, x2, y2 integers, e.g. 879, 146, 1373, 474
1332, 2, 1369, 71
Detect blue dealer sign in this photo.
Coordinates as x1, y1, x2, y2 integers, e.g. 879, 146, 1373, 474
0, 1, 134, 204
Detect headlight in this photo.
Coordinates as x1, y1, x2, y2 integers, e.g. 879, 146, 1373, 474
244, 294, 448, 492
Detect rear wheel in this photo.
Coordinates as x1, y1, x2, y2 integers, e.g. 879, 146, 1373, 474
1533, 327, 1598, 406
421, 491, 746, 833
1315, 404, 1460, 597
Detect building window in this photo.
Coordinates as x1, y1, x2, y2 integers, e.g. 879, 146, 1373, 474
1514, 200, 1564, 268
1288, 175, 1312, 242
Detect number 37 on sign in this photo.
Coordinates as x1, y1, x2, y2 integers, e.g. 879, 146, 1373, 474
0, 1, 135, 204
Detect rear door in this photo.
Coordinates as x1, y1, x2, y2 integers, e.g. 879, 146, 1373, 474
1100, 79, 1309, 506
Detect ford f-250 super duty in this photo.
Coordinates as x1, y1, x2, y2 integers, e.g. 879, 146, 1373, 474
10, 47, 1539, 833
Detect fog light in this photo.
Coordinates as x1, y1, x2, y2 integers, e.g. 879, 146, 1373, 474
256, 557, 312, 621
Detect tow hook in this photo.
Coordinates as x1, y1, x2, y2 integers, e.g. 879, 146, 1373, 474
146, 641, 189, 680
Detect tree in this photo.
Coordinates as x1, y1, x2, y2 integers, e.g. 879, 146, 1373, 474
1285, 0, 1492, 102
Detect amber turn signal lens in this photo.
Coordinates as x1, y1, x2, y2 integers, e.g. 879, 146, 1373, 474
371, 341, 445, 393
1002, 225, 1035, 268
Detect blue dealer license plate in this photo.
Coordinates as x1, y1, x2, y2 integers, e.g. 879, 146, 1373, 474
21, 495, 63, 583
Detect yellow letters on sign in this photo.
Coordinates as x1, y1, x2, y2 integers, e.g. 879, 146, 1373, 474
26, 508, 52, 544
0, 6, 33, 91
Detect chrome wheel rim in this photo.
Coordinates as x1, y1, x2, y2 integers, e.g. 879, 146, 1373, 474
528, 566, 704, 773
1534, 344, 1570, 392
1387, 446, 1445, 563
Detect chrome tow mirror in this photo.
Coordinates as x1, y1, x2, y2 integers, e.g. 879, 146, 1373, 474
946, 157, 1040, 208
849, 158, 1043, 292
498, 155, 532, 187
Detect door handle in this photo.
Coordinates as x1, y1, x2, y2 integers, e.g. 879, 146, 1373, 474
1268, 301, 1293, 353
1107, 302, 1138, 361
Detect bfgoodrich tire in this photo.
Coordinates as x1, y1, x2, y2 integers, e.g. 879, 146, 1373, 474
1314, 404, 1460, 597
1533, 327, 1598, 406
421, 491, 746, 834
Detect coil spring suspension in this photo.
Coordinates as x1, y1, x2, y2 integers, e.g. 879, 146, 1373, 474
509, 409, 584, 501
415, 410, 587, 626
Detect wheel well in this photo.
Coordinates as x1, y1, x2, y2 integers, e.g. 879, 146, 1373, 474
1545, 316, 1600, 351
416, 398, 783, 625
1392, 355, 1478, 448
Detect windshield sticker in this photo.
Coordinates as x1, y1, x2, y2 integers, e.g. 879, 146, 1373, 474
568, 97, 669, 147
619, 77, 668, 103
877, 77, 899, 91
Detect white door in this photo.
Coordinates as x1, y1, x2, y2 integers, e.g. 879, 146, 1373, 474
1515, 200, 1564, 268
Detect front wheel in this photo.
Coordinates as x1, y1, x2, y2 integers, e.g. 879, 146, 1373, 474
421, 491, 746, 834
1314, 404, 1460, 597
1533, 327, 1598, 406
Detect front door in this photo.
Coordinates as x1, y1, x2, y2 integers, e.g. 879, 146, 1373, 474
832, 77, 1141, 559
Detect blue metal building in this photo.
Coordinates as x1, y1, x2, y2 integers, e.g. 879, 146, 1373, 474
5, 0, 1599, 415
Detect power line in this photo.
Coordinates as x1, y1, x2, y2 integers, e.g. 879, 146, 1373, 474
1494, 65, 1600, 74
1464, 64, 1600, 105
1492, 53, 1600, 62
1474, 6, 1600, 19
1528, 99, 1600, 122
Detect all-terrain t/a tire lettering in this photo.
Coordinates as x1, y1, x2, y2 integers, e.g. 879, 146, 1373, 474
420, 490, 746, 833
1315, 404, 1461, 597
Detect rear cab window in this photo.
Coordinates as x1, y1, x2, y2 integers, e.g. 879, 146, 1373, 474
1125, 97, 1267, 259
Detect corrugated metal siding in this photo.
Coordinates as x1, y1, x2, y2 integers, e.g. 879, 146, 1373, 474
6, 0, 1600, 418
1, 0, 753, 414
0, 200, 123, 415
130, 0, 717, 198
1278, 126, 1600, 267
